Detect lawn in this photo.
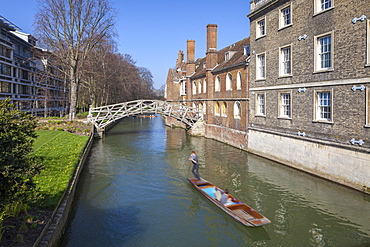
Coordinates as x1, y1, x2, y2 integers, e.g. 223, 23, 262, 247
32, 130, 90, 209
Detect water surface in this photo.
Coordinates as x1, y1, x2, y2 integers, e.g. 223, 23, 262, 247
60, 116, 370, 247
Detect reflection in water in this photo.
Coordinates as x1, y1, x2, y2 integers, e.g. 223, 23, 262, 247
60, 116, 370, 247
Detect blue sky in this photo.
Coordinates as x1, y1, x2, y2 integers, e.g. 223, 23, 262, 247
1, 0, 251, 89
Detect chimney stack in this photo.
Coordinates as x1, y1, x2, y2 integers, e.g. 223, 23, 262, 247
187, 40, 195, 63
206, 24, 218, 52
176, 50, 184, 69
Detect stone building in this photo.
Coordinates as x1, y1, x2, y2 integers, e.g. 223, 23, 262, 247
247, 0, 370, 192
166, 24, 250, 149
0, 15, 68, 117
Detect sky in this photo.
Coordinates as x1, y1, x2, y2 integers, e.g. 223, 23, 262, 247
1, 0, 251, 89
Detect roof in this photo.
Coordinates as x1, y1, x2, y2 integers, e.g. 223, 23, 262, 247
0, 15, 21, 31
191, 37, 250, 79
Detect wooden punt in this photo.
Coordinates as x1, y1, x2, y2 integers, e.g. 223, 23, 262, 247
188, 178, 271, 227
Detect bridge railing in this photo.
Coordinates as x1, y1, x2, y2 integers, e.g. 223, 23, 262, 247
88, 100, 203, 130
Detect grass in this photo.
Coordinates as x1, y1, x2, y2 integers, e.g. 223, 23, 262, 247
31, 130, 89, 209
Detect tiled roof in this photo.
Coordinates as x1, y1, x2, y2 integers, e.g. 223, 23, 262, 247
191, 37, 250, 79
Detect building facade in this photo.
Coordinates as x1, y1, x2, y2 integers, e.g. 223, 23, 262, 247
0, 15, 68, 117
248, 0, 370, 192
166, 24, 251, 150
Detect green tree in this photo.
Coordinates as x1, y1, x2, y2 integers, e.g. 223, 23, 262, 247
0, 99, 42, 209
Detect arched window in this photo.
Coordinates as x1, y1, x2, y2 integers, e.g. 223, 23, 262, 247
221, 101, 227, 117
202, 102, 206, 115
214, 102, 220, 116
236, 71, 242, 90
198, 80, 202, 94
192, 81, 197, 95
234, 101, 241, 119
226, 73, 232, 91
203, 79, 207, 93
215, 76, 220, 92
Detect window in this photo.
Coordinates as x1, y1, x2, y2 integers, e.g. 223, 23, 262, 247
366, 87, 370, 126
180, 80, 186, 96
0, 64, 11, 76
0, 82, 10, 93
256, 93, 266, 116
256, 53, 266, 80
279, 93, 291, 118
256, 18, 266, 38
214, 102, 220, 116
234, 101, 241, 119
367, 20, 370, 65
315, 33, 333, 72
236, 71, 242, 90
198, 81, 202, 94
215, 76, 220, 92
221, 102, 227, 117
280, 46, 291, 76
192, 81, 197, 95
315, 91, 332, 122
279, 5, 292, 29
314, 0, 333, 14
203, 79, 207, 93
226, 73, 232, 91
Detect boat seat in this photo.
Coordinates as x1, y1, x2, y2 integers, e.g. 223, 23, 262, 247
201, 187, 216, 198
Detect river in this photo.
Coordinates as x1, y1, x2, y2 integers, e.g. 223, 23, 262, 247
59, 116, 370, 247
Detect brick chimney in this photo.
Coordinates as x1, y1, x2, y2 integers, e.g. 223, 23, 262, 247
206, 24, 217, 52
206, 24, 218, 69
186, 40, 196, 106
176, 50, 184, 69
187, 40, 195, 63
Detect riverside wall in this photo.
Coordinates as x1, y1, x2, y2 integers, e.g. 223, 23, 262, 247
247, 129, 370, 194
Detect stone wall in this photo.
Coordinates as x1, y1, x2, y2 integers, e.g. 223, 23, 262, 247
248, 129, 370, 193
205, 124, 248, 151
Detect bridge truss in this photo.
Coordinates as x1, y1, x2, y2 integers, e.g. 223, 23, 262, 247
88, 100, 203, 132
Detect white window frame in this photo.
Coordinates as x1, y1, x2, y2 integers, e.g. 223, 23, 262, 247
256, 93, 266, 116
221, 101, 227, 117
256, 52, 266, 80
180, 79, 186, 96
367, 20, 370, 66
203, 79, 207, 93
192, 81, 197, 95
236, 71, 242, 90
279, 4, 292, 30
366, 87, 370, 127
314, 89, 333, 122
198, 80, 202, 94
314, 0, 334, 15
279, 92, 292, 118
256, 17, 266, 39
226, 73, 232, 91
314, 32, 334, 72
214, 102, 220, 116
215, 76, 220, 92
234, 101, 241, 119
279, 45, 292, 77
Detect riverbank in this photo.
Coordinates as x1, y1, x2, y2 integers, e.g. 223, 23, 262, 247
1, 122, 91, 246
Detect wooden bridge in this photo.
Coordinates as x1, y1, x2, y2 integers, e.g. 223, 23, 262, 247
87, 100, 203, 136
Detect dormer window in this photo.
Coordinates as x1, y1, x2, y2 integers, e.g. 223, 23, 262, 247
225, 51, 236, 61
244, 45, 250, 56
203, 62, 206, 68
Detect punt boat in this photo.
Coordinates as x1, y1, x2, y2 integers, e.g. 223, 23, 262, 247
188, 178, 271, 227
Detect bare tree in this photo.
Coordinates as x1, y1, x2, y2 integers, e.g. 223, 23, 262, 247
34, 0, 115, 120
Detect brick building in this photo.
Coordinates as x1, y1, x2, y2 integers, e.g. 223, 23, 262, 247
247, 0, 370, 191
0, 15, 68, 117
166, 24, 251, 149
